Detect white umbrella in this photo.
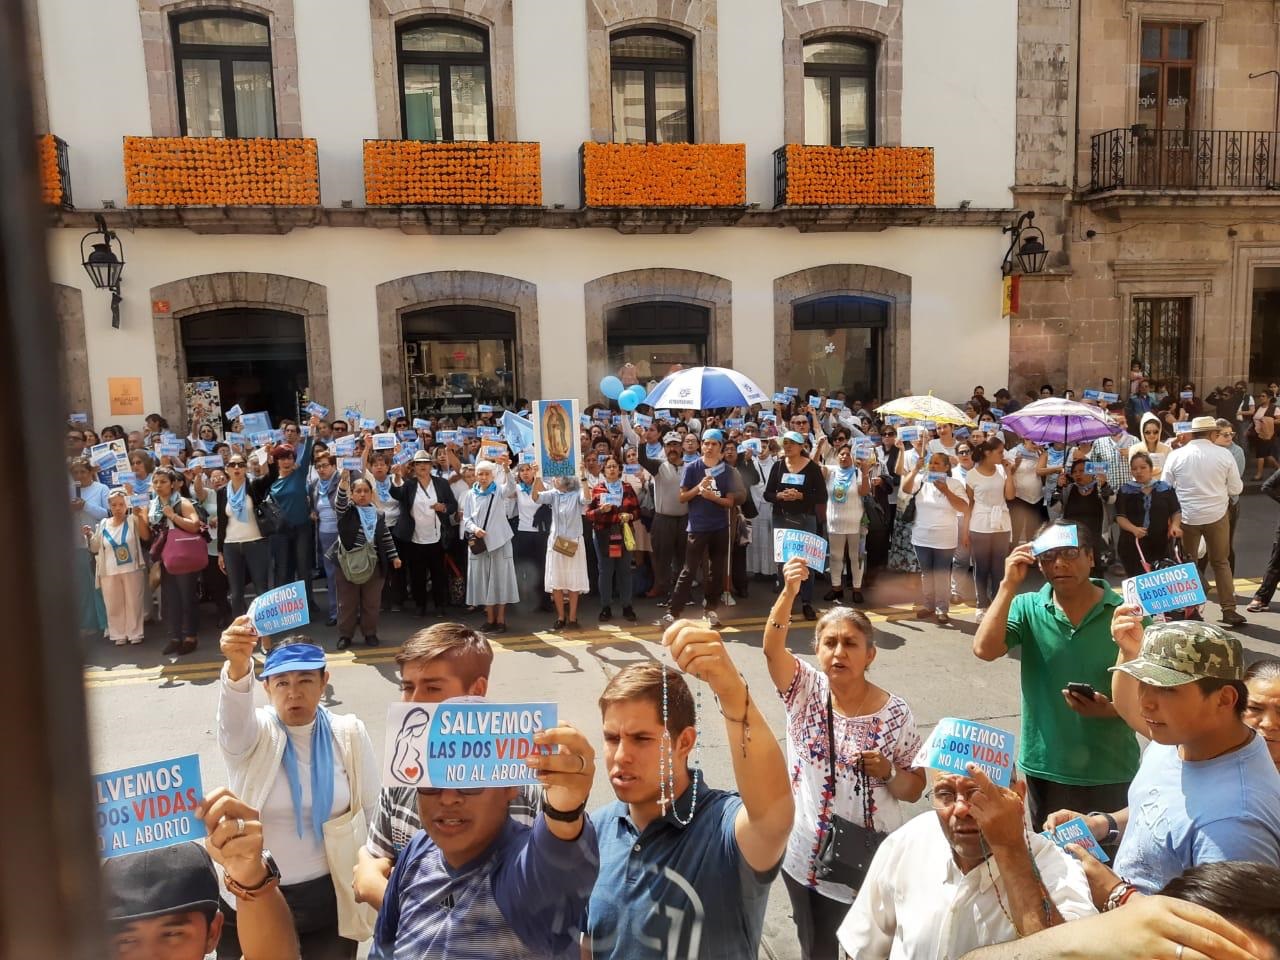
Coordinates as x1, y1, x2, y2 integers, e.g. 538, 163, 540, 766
643, 366, 771, 410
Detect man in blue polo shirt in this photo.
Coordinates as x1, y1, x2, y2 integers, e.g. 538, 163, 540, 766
973, 520, 1140, 833
663, 429, 741, 628
586, 620, 793, 959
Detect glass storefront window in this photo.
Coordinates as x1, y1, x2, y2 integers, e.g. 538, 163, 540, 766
605, 302, 708, 385
607, 341, 705, 386
402, 306, 518, 418
789, 296, 887, 401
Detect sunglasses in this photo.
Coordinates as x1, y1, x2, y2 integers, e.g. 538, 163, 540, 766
227, 461, 246, 468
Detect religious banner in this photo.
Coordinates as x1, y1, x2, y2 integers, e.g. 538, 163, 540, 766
533, 399, 580, 479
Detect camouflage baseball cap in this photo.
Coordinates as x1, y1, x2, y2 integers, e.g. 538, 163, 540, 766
1109, 621, 1243, 687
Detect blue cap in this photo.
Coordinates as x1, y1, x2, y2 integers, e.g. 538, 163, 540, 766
781, 430, 807, 446
702, 429, 725, 444
260, 643, 327, 678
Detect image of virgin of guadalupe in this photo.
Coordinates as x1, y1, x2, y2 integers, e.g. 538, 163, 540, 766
539, 401, 578, 478
544, 404, 571, 461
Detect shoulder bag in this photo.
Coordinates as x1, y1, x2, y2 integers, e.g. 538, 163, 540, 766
814, 693, 887, 890
552, 535, 579, 558
467, 494, 496, 556
330, 535, 378, 585
254, 496, 285, 536
159, 509, 209, 576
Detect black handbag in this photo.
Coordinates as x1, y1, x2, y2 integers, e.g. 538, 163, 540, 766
467, 493, 495, 556
254, 497, 285, 536
814, 694, 887, 890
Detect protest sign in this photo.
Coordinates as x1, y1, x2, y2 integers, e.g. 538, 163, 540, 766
69, 411, 89, 424
392, 449, 413, 467
1082, 389, 1101, 401
226, 432, 244, 445
726, 417, 744, 429
784, 387, 800, 397
343, 406, 362, 422
808, 395, 821, 409
981, 422, 1002, 434
382, 700, 556, 789
90, 446, 118, 469
359, 418, 377, 431
249, 432, 272, 448
655, 409, 672, 420
413, 418, 431, 430
1044, 815, 1110, 863
1031, 524, 1078, 556
623, 464, 641, 475
386, 406, 406, 420
129, 494, 150, 509
248, 581, 310, 635
918, 419, 937, 431
925, 471, 949, 483
372, 432, 396, 450
225, 403, 243, 421
334, 436, 356, 456
239, 411, 271, 436
1172, 421, 1193, 435
758, 412, 777, 422
773, 528, 828, 572
772, 392, 790, 404
913, 717, 1016, 788
340, 457, 363, 473
1122, 562, 1206, 615
781, 472, 805, 485
305, 401, 329, 418
477, 404, 494, 414
741, 438, 762, 455
955, 427, 971, 439
1086, 460, 1109, 476
885, 414, 903, 426
478, 426, 501, 439
1179, 390, 1193, 400
436, 430, 459, 446
826, 399, 844, 410
398, 430, 417, 441
459, 427, 477, 439
533, 399, 580, 479
480, 442, 508, 462
633, 413, 652, 428
601, 490, 623, 507
593, 409, 610, 421
269, 429, 285, 443
94, 754, 206, 858
196, 455, 224, 469
897, 426, 921, 442
519, 449, 536, 465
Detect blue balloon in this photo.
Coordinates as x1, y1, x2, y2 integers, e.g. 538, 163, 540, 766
618, 391, 640, 411
600, 376, 624, 400
625, 384, 648, 404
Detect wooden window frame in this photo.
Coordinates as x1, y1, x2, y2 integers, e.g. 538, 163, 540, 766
609, 28, 695, 144
1131, 295, 1193, 386
1138, 21, 1197, 131
171, 11, 276, 138
803, 36, 877, 147
395, 18, 494, 142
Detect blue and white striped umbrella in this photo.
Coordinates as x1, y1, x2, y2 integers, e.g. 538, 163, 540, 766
643, 366, 771, 410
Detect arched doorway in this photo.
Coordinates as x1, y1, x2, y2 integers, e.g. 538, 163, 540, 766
181, 308, 308, 424
605, 300, 709, 383
789, 295, 887, 401
402, 305, 518, 419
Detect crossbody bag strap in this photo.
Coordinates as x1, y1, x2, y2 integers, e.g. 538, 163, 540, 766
480, 490, 495, 532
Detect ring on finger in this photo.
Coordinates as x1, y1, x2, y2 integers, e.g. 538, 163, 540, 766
1175, 946, 1184, 960
576, 754, 587, 775
235, 817, 245, 837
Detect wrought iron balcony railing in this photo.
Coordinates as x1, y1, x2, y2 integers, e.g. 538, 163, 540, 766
1089, 127, 1279, 193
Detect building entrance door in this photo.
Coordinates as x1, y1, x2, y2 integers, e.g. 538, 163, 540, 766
181, 309, 308, 424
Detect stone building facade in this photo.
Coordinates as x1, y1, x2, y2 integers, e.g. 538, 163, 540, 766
1010, 0, 1280, 399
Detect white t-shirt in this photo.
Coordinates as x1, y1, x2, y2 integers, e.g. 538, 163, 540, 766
825, 467, 864, 534
515, 487, 541, 532
223, 481, 264, 543
965, 465, 1012, 534
910, 476, 966, 549
927, 437, 958, 461
1008, 446, 1043, 504
411, 482, 441, 544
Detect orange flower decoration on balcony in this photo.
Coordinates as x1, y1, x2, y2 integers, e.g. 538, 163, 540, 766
583, 142, 746, 207
123, 137, 320, 206
38, 134, 65, 206
363, 141, 542, 206
782, 145, 934, 206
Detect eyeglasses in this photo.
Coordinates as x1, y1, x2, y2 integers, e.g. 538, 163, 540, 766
932, 786, 983, 806
956, 449, 973, 456
1037, 547, 1082, 565
416, 787, 485, 797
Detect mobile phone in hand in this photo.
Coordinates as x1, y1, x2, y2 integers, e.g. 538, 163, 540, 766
1066, 682, 1098, 700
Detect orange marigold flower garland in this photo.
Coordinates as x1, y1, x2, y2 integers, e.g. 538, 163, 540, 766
363, 141, 542, 206
582, 143, 746, 207
783, 145, 934, 206
123, 136, 320, 206
38, 134, 64, 206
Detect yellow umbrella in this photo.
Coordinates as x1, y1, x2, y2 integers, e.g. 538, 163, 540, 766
875, 394, 975, 427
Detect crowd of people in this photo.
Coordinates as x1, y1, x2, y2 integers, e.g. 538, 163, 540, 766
82, 369, 1280, 960
68, 372, 1280, 652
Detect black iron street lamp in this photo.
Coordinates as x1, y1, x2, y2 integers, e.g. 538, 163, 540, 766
80, 214, 125, 328
1001, 210, 1048, 276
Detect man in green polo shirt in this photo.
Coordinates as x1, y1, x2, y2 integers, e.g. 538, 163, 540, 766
974, 520, 1140, 832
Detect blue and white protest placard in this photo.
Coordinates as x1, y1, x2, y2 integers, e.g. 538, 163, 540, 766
623, 463, 641, 475
781, 472, 806, 486
157, 440, 185, 457
372, 433, 397, 451
593, 408, 610, 421
1100, 391, 1119, 404
1122, 562, 1206, 615
392, 450, 413, 467
773, 528, 828, 572
90, 446, 118, 469
398, 430, 417, 441
925, 471, 949, 484
269, 429, 285, 443
1082, 389, 1102, 401
741, 438, 762, 455
386, 406, 406, 420
94, 754, 206, 858
885, 414, 904, 426
225, 404, 243, 422
912, 717, 1016, 788
340, 457, 363, 473
633, 413, 652, 428
459, 427, 477, 439
826, 398, 844, 410
250, 431, 273, 448
854, 439, 875, 459
478, 426, 501, 439
436, 430, 459, 445
1179, 390, 1193, 400
897, 426, 921, 442
808, 395, 822, 409
1086, 460, 1109, 476
480, 442, 508, 462
477, 404, 494, 414
129, 493, 151, 509
758, 412, 777, 422
725, 417, 744, 429
919, 420, 938, 431
304, 401, 329, 418
773, 392, 790, 404
70, 411, 89, 424
1172, 421, 1194, 435
359, 418, 377, 431
239, 411, 271, 436
197, 455, 225, 470
334, 436, 356, 456
1031, 524, 1078, 556
519, 449, 537, 465
955, 427, 971, 439
601, 491, 623, 507
413, 418, 431, 430
225, 432, 245, 445
343, 407, 362, 422
784, 386, 800, 397
382, 700, 556, 789
981, 421, 1002, 434
1044, 815, 1110, 863
248, 581, 310, 636
655, 409, 672, 420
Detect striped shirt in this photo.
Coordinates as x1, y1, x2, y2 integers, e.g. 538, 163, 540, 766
371, 817, 598, 960
366, 785, 540, 860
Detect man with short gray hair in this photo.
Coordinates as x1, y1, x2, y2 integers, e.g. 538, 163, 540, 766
1161, 417, 1245, 627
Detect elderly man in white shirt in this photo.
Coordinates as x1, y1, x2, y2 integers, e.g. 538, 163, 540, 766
1161, 416, 1246, 627
837, 764, 1095, 960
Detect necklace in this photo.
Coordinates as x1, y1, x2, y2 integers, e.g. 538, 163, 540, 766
658, 659, 703, 826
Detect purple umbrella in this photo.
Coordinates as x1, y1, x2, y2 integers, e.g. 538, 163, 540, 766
999, 398, 1115, 445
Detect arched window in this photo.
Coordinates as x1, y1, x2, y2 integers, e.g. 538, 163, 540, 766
790, 296, 887, 400
397, 20, 493, 141
172, 13, 275, 138
803, 37, 875, 147
606, 301, 708, 382
609, 30, 693, 143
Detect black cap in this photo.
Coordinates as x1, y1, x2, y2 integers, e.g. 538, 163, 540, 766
102, 843, 220, 925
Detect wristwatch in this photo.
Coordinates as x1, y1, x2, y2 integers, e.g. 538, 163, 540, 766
224, 850, 281, 901
1088, 811, 1120, 844
541, 789, 587, 822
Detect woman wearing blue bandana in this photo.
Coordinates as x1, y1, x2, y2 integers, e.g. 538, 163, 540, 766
331, 472, 401, 649
309, 452, 343, 627
217, 622, 380, 958
216, 453, 273, 618
1114, 451, 1183, 576
461, 458, 519, 632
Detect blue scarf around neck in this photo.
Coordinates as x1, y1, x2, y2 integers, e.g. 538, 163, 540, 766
472, 481, 496, 497
275, 705, 335, 844
374, 476, 392, 502
356, 504, 379, 543
228, 480, 249, 522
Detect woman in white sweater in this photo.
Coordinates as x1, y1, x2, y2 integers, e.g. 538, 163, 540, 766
217, 621, 379, 958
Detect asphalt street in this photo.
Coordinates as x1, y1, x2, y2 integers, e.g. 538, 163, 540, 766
84, 492, 1280, 959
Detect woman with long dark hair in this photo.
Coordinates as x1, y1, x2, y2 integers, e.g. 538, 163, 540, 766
1114, 451, 1182, 576
149, 465, 203, 655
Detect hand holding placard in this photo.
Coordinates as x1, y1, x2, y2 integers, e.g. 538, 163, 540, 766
773, 528, 828, 572
247, 581, 310, 636
94, 754, 206, 858
912, 717, 1016, 787
1122, 562, 1206, 615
